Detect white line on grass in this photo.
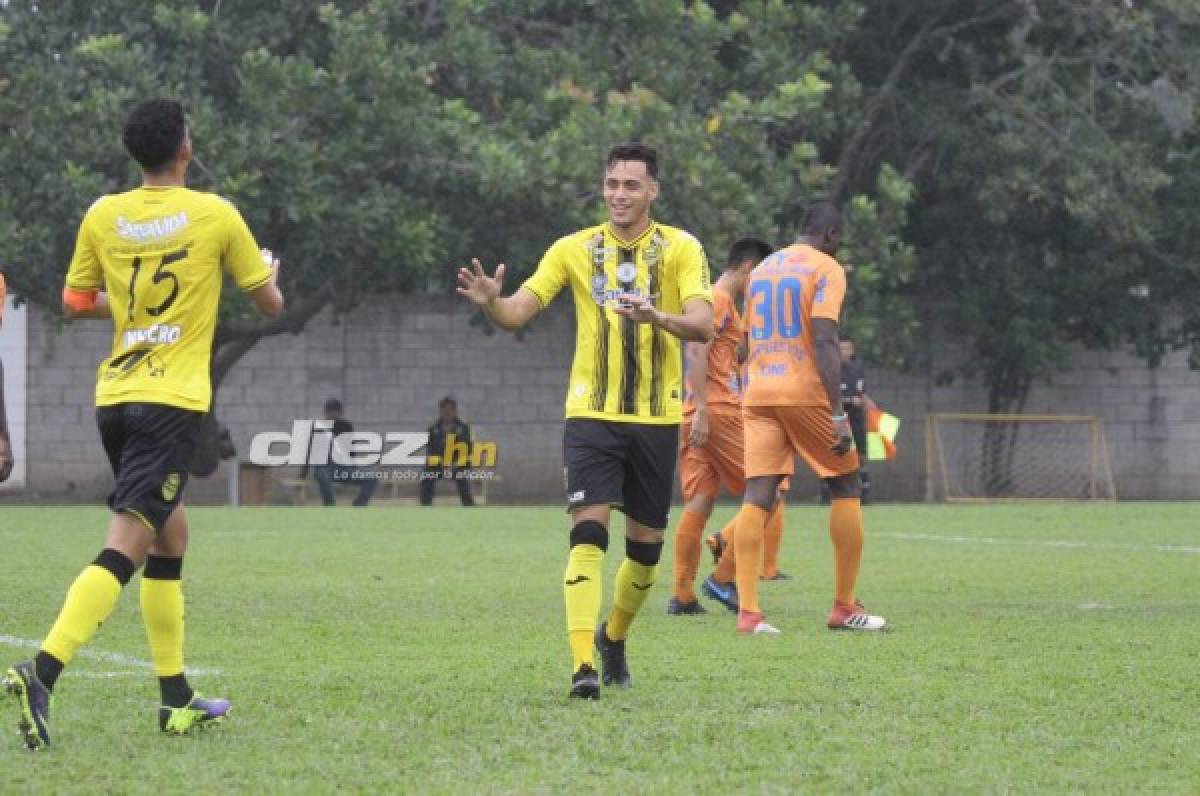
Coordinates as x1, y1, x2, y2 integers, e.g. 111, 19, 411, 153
0, 634, 223, 676
877, 532, 1200, 555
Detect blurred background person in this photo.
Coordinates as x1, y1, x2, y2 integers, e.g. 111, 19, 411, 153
420, 396, 476, 507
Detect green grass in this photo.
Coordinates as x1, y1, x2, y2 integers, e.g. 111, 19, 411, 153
1, 503, 1197, 793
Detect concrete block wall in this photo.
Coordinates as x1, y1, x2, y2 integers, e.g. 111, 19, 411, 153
14, 294, 1200, 503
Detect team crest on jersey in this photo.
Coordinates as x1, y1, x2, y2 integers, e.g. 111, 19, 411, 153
591, 274, 608, 303
587, 233, 610, 268
162, 472, 181, 502
643, 241, 662, 268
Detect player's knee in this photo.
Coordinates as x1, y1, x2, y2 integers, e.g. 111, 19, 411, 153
93, 548, 137, 586
826, 472, 862, 500
744, 477, 777, 511
569, 519, 609, 552
625, 537, 663, 567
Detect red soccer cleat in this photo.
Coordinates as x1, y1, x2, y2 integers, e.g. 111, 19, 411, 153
736, 609, 780, 635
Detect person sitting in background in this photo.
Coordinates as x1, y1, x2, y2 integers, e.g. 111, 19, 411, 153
419, 396, 475, 507
313, 398, 378, 507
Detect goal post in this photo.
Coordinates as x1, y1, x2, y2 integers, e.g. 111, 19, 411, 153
925, 413, 1117, 502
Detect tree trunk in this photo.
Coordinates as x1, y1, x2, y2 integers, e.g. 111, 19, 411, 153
188, 284, 332, 476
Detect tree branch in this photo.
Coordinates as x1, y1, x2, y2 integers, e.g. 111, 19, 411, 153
211, 281, 333, 387
834, 4, 1023, 202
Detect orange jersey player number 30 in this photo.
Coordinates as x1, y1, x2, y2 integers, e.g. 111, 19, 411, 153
741, 244, 847, 409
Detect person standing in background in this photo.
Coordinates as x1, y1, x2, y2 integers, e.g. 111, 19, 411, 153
0, 271, 13, 483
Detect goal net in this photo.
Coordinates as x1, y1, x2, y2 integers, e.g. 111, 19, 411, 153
925, 414, 1117, 502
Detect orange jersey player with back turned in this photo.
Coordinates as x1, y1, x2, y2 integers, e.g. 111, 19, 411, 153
668, 238, 778, 616
728, 202, 886, 635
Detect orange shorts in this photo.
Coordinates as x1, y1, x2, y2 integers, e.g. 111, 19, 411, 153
743, 405, 860, 480
679, 407, 744, 501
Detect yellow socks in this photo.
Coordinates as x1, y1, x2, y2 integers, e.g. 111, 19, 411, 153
829, 498, 865, 605
40, 549, 135, 680
607, 549, 660, 641
141, 556, 186, 677
564, 542, 604, 670
672, 509, 706, 603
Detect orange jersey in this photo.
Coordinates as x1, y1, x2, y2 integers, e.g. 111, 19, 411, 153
683, 286, 743, 414
742, 243, 846, 408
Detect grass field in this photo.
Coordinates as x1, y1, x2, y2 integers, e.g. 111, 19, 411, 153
1, 503, 1197, 793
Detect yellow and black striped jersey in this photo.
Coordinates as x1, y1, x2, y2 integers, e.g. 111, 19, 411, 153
64, 186, 273, 412
521, 221, 712, 424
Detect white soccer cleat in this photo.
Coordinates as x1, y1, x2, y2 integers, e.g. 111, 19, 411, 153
827, 600, 887, 631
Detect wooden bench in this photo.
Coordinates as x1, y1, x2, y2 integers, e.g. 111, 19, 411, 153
273, 471, 490, 505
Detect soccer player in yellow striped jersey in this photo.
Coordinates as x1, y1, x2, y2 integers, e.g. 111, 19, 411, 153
458, 143, 714, 699
3, 99, 284, 750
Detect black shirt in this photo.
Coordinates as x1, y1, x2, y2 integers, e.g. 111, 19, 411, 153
840, 360, 866, 428
426, 419, 472, 468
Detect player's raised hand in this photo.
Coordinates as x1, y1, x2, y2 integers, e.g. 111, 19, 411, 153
831, 414, 855, 455
457, 258, 505, 307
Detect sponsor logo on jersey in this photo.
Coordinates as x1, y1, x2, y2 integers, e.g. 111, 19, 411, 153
116, 212, 189, 243
123, 324, 182, 348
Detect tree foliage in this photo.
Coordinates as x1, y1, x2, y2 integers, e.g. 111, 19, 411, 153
2, 0, 1198, 417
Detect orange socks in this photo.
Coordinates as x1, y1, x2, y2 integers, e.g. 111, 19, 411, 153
672, 509, 707, 603
712, 516, 737, 584
761, 501, 785, 578
732, 505, 769, 614
829, 497, 864, 605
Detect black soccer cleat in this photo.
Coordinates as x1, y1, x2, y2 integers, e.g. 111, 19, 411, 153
569, 664, 600, 700
666, 597, 708, 616
4, 661, 51, 751
594, 622, 631, 688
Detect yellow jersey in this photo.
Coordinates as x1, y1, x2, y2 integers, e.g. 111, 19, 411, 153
64, 186, 273, 412
521, 221, 712, 424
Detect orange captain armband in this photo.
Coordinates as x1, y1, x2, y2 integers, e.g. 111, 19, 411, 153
63, 285, 100, 313
0, 272, 6, 327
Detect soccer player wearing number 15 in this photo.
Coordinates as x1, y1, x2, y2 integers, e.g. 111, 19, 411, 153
4, 99, 284, 750
731, 203, 886, 635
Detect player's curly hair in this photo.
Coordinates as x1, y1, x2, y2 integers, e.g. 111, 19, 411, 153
122, 99, 187, 173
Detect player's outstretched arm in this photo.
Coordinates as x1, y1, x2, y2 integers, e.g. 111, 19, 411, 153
615, 295, 713, 342
456, 258, 540, 331
249, 250, 285, 319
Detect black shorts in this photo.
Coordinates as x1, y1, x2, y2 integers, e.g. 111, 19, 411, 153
96, 402, 203, 532
563, 418, 679, 530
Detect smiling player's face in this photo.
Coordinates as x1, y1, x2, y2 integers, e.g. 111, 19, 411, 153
603, 160, 658, 235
